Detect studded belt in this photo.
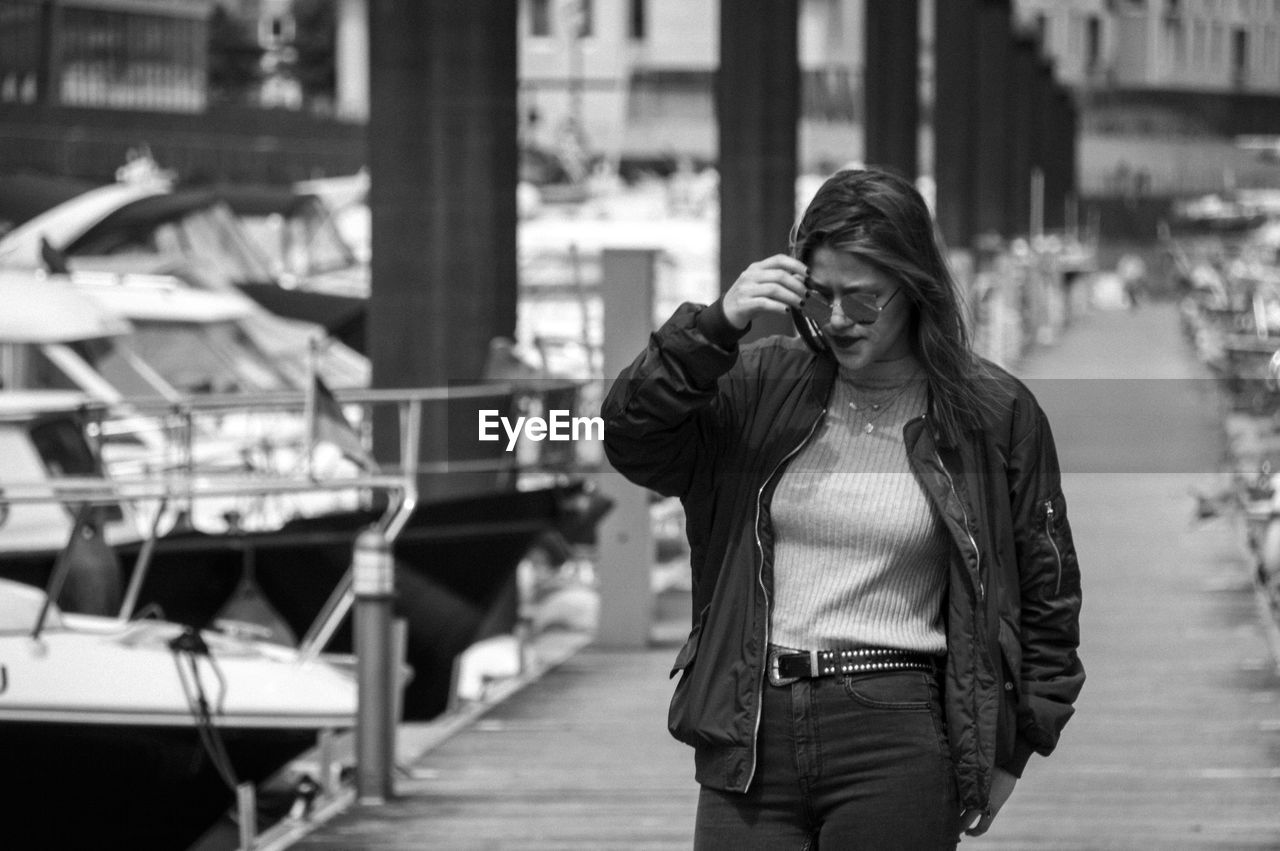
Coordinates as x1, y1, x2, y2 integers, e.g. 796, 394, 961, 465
767, 646, 940, 687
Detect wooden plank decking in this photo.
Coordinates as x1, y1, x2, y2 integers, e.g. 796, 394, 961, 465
291, 304, 1280, 849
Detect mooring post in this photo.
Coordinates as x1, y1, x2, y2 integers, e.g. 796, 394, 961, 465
596, 248, 657, 648
353, 526, 396, 804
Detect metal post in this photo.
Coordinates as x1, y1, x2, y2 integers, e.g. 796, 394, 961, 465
596, 248, 657, 648
236, 782, 257, 849
1031, 167, 1045, 239
335, 0, 370, 121
353, 526, 396, 804
317, 727, 337, 797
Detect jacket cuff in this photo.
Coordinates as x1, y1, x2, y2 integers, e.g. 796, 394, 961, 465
1001, 736, 1036, 778
696, 299, 750, 350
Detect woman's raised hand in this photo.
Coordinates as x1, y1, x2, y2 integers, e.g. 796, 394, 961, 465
722, 255, 808, 330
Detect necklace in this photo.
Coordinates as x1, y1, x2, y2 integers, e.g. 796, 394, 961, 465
845, 381, 915, 434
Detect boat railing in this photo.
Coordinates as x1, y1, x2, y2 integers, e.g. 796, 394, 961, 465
0, 469, 415, 645
72, 378, 594, 534
85, 377, 590, 465
5, 377, 599, 650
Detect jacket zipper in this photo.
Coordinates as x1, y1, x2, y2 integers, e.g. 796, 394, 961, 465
745, 406, 826, 790
936, 447, 984, 601
932, 438, 994, 805
1044, 500, 1063, 595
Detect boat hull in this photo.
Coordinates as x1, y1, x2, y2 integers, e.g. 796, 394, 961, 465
0, 487, 574, 719
113, 486, 566, 719
0, 720, 323, 851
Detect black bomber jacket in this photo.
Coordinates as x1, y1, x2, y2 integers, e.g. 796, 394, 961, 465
601, 300, 1085, 811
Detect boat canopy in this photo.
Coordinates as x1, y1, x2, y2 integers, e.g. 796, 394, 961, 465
0, 182, 165, 268
0, 174, 98, 232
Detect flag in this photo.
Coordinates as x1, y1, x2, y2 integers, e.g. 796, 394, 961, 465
304, 342, 375, 471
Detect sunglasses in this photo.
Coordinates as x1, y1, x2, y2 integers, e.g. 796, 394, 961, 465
799, 277, 902, 326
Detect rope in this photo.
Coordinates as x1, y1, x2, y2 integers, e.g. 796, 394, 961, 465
169, 627, 240, 793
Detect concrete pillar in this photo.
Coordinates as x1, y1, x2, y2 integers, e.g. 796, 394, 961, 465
596, 248, 658, 648
335, 0, 370, 121
1035, 57, 1059, 231
1007, 34, 1038, 239
366, 0, 519, 499
718, 0, 799, 343
864, 0, 919, 181
933, 0, 979, 250
973, 0, 1013, 242
1051, 85, 1079, 233
38, 0, 62, 106
1064, 89, 1079, 227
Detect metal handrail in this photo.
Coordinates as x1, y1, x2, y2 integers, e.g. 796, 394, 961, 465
84, 379, 586, 415
298, 398, 420, 663
6, 470, 412, 643
6, 379, 592, 651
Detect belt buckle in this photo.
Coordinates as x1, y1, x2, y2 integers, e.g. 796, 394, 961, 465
767, 648, 801, 687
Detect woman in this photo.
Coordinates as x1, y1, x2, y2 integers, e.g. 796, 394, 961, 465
602, 168, 1084, 848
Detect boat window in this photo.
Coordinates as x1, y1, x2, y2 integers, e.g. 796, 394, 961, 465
128, 321, 290, 394
27, 417, 124, 524
298, 206, 358, 275
204, 322, 291, 391
27, 347, 80, 391
0, 424, 85, 554
71, 223, 158, 255
28, 416, 100, 477
177, 204, 278, 283
73, 202, 278, 285
0, 343, 77, 392
238, 213, 291, 279
73, 338, 175, 399
244, 202, 356, 279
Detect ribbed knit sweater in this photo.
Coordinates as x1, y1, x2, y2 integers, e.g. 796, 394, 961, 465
769, 374, 950, 654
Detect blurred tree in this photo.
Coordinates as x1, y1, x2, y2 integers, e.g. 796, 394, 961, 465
290, 0, 337, 110
207, 4, 265, 104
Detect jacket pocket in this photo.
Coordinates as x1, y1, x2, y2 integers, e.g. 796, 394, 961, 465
667, 604, 709, 744
997, 619, 1022, 702
670, 604, 709, 678
996, 619, 1023, 765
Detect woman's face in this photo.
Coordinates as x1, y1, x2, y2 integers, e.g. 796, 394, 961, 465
806, 246, 913, 373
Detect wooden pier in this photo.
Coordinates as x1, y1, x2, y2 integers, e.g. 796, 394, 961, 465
289, 303, 1280, 849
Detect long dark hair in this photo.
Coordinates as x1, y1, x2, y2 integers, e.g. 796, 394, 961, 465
789, 168, 994, 440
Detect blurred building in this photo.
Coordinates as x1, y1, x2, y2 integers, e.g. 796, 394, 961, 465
1016, 0, 1280, 195
218, 0, 301, 108
6, 0, 1279, 196
1018, 0, 1280, 93
0, 0, 212, 111
517, 0, 868, 175
517, 0, 1280, 193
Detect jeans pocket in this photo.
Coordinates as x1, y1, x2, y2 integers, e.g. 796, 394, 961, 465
841, 671, 935, 710
927, 696, 955, 768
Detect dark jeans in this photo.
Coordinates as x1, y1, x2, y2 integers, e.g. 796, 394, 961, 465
693, 670, 961, 850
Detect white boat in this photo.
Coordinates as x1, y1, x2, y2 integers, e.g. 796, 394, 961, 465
0, 448, 416, 849
0, 173, 374, 362
0, 577, 355, 729
0, 269, 369, 534
0, 576, 357, 850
